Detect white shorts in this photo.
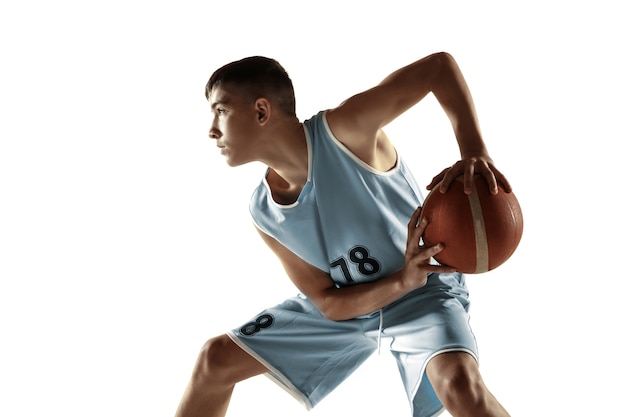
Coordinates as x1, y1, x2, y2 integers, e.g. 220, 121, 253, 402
228, 272, 478, 417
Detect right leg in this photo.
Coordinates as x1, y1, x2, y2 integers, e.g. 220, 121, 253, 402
174, 334, 268, 417
426, 351, 510, 417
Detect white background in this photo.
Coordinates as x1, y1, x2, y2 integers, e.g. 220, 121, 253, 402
1, 1, 624, 416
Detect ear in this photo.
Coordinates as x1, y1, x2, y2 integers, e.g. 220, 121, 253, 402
254, 98, 271, 126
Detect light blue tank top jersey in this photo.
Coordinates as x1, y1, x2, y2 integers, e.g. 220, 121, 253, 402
250, 111, 424, 287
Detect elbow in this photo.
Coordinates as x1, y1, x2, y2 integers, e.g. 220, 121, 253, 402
428, 51, 464, 96
433, 50, 454, 59
431, 51, 456, 64
314, 296, 353, 322
430, 51, 458, 75
317, 303, 346, 322
321, 309, 349, 322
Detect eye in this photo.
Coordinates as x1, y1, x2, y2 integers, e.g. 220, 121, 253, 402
216, 108, 227, 115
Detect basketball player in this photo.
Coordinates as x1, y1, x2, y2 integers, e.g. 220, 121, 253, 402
175, 52, 512, 417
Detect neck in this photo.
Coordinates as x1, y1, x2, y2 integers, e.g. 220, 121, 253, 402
261, 120, 308, 203
264, 120, 308, 187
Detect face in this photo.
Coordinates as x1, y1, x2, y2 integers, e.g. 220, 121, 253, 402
207, 85, 260, 167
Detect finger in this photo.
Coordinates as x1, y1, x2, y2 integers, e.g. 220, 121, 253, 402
490, 164, 512, 193
408, 206, 422, 230
464, 158, 476, 194
475, 160, 499, 195
423, 242, 444, 259
428, 264, 458, 274
486, 172, 499, 195
407, 242, 445, 266
439, 164, 462, 193
426, 170, 447, 190
412, 215, 429, 244
406, 207, 423, 247
420, 246, 458, 273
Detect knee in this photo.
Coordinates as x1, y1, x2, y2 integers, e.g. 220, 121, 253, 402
438, 367, 485, 408
429, 356, 488, 414
192, 335, 235, 386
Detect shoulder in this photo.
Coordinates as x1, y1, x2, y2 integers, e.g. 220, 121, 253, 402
325, 106, 396, 172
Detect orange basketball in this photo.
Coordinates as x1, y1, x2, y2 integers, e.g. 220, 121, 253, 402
421, 176, 523, 274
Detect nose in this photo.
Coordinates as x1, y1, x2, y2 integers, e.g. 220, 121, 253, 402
208, 121, 222, 139
208, 128, 221, 140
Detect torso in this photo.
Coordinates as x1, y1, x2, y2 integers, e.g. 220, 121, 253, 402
249, 111, 423, 282
266, 127, 396, 205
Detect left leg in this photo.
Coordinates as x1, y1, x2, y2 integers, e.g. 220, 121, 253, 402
426, 351, 510, 417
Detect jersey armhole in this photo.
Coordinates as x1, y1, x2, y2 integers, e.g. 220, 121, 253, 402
320, 111, 399, 177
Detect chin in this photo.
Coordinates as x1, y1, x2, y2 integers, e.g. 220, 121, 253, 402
221, 150, 253, 167
224, 156, 247, 168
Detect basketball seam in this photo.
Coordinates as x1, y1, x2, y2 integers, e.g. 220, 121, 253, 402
467, 182, 489, 273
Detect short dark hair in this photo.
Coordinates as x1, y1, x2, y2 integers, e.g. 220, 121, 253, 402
206, 56, 296, 117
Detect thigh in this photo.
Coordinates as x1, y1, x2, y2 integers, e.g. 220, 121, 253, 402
381, 273, 478, 360
229, 295, 378, 409
379, 273, 479, 416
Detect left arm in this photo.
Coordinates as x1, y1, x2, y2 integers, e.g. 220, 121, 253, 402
255, 207, 452, 321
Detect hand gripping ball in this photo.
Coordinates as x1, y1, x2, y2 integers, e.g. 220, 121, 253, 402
421, 176, 523, 274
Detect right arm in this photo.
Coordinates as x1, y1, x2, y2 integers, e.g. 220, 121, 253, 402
256, 207, 455, 321
326, 52, 510, 195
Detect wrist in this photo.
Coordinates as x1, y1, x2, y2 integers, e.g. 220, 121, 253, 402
392, 269, 412, 294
